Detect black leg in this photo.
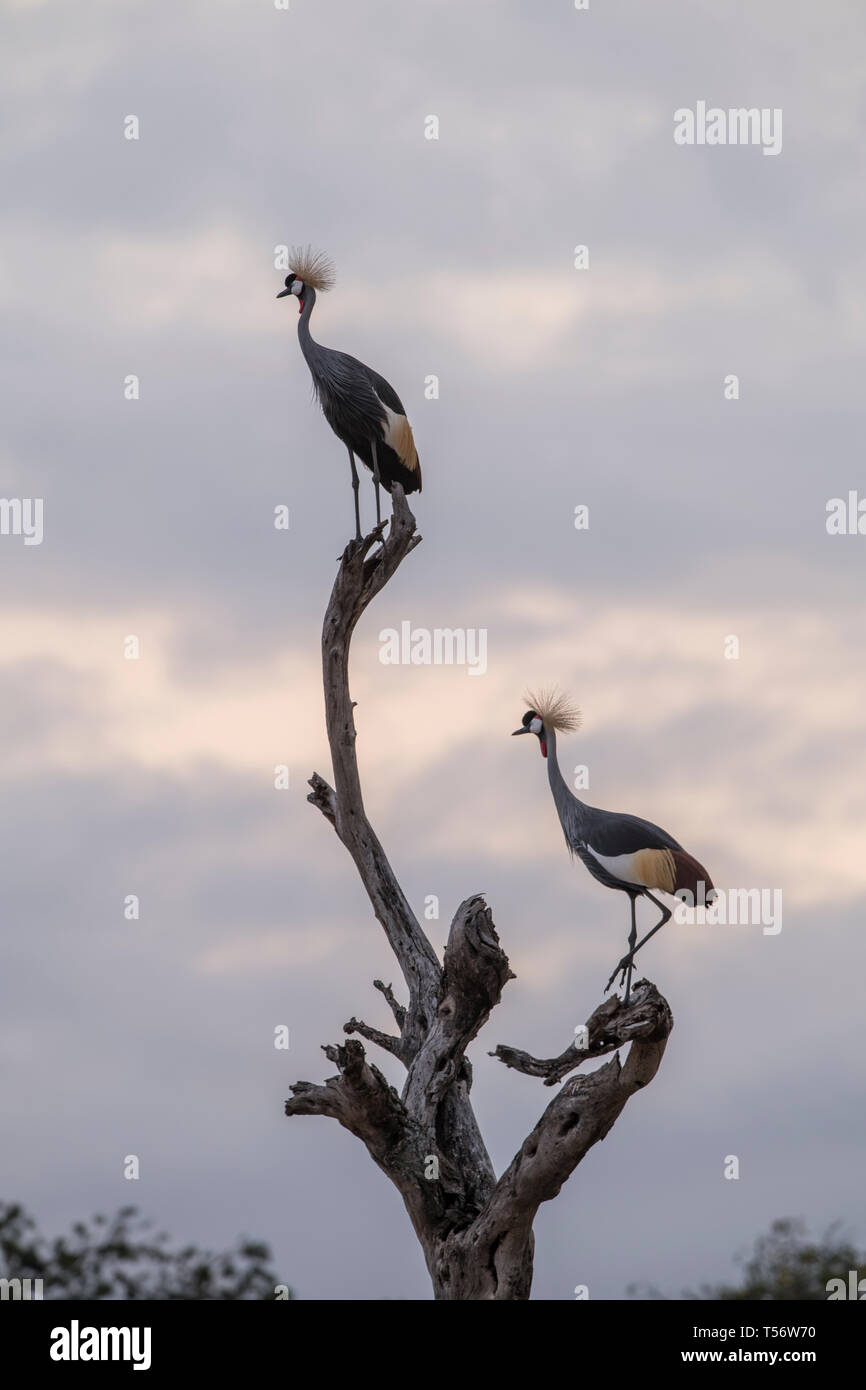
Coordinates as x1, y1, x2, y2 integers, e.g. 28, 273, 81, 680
606, 893, 637, 997
347, 448, 361, 541
609, 894, 638, 1001
371, 439, 382, 527
624, 894, 638, 1003
630, 890, 673, 958
605, 890, 671, 997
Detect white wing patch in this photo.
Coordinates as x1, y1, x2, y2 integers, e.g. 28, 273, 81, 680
587, 847, 676, 893
587, 850, 644, 886
375, 396, 419, 472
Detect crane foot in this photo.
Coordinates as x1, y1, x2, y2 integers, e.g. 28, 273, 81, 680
604, 953, 634, 994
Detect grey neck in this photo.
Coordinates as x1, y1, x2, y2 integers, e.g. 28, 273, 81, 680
545, 727, 588, 835
297, 287, 318, 364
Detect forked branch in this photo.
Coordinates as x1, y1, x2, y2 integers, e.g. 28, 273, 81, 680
286, 490, 674, 1299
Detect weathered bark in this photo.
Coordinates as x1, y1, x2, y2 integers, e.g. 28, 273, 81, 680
491, 980, 673, 1085
285, 489, 673, 1299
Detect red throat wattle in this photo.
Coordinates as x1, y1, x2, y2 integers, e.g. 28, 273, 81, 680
540, 738, 547, 758
298, 297, 304, 313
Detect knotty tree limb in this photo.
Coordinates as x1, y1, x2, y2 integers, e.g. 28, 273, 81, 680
286, 487, 674, 1299
491, 979, 673, 1085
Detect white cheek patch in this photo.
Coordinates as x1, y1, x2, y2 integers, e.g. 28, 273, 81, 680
291, 280, 304, 296
529, 717, 542, 734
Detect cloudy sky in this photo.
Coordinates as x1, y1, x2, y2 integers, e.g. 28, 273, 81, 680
1, 0, 864, 1299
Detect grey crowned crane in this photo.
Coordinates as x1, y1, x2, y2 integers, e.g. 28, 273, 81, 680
512, 690, 715, 1003
277, 247, 421, 541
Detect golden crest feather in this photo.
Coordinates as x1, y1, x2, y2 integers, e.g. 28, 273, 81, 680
288, 245, 336, 293
524, 687, 582, 733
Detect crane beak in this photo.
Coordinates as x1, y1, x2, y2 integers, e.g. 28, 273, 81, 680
276, 288, 292, 298
511, 727, 529, 736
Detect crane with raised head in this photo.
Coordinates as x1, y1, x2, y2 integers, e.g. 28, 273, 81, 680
277, 247, 421, 541
512, 689, 715, 1003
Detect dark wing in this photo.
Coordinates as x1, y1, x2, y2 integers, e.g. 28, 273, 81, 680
311, 347, 388, 444
583, 810, 682, 856
365, 367, 406, 416
583, 810, 714, 898
360, 366, 421, 494
315, 349, 421, 493
319, 351, 404, 415
315, 349, 388, 417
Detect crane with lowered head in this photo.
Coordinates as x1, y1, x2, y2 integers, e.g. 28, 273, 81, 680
277, 247, 421, 541
512, 689, 715, 1003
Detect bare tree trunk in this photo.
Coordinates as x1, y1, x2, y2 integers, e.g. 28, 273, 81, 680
286, 489, 674, 1300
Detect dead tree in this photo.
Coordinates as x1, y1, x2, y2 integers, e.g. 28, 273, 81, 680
286, 488, 674, 1300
